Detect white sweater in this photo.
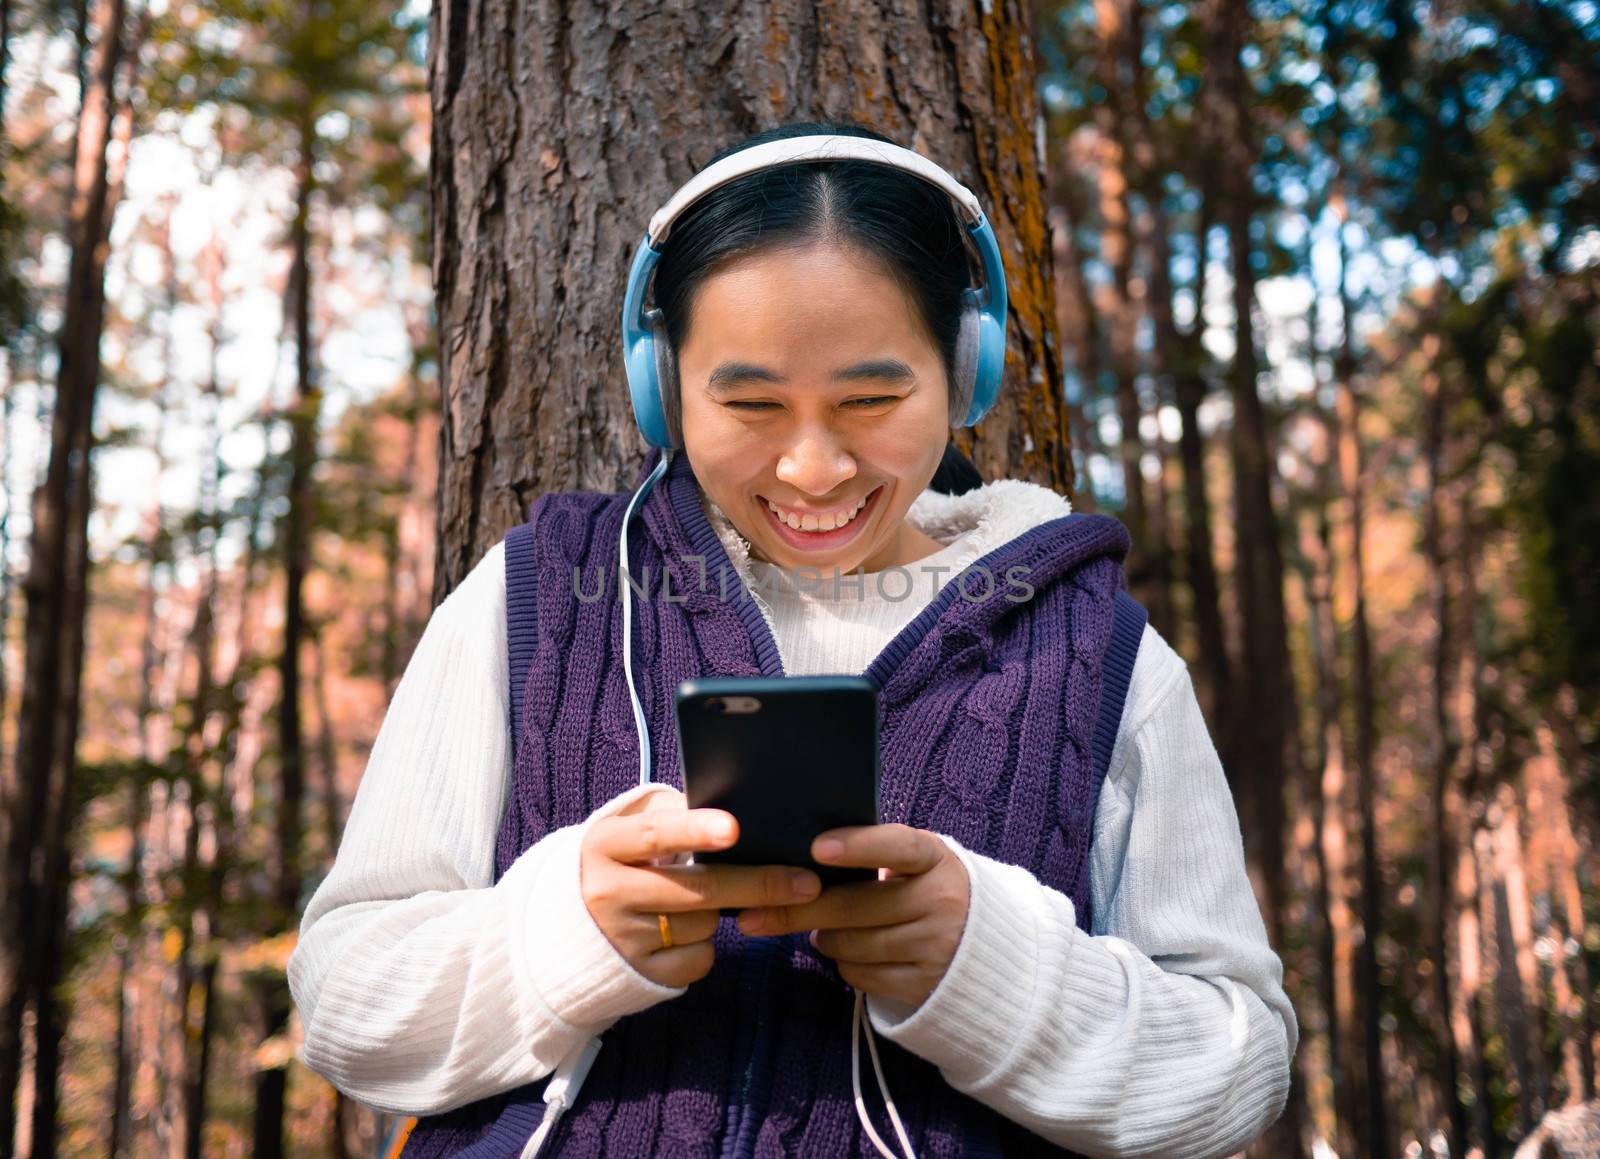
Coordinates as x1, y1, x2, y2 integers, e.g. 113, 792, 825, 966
288, 479, 1298, 1159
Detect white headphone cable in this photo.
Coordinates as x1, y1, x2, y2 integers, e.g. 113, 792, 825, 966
519, 1036, 603, 1159
852, 990, 918, 1159
621, 448, 674, 786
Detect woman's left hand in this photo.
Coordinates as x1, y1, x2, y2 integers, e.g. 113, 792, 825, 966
735, 825, 971, 1008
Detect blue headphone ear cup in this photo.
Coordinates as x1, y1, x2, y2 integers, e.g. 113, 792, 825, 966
650, 311, 683, 448
627, 308, 672, 449
964, 307, 1005, 427
950, 305, 981, 427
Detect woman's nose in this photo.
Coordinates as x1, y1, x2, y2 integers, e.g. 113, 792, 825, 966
774, 432, 856, 496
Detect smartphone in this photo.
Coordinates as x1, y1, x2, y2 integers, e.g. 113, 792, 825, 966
674, 675, 879, 889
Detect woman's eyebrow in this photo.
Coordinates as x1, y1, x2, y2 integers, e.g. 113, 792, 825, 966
706, 359, 915, 394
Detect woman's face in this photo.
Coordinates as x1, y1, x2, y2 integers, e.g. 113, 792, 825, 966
676, 242, 950, 575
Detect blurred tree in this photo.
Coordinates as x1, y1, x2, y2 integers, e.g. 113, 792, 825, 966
106, 195, 179, 1159
0, 0, 143, 1148
162, 0, 420, 1150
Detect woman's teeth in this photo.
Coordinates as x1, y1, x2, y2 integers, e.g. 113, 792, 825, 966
766, 493, 870, 533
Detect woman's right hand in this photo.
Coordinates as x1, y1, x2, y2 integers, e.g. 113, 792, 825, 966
579, 789, 821, 987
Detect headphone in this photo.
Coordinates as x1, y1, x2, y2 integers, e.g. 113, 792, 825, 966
620, 134, 1010, 450
616, 135, 1010, 788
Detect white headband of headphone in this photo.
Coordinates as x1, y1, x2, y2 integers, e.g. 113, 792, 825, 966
646, 135, 986, 246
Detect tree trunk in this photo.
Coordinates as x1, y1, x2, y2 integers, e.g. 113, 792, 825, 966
254, 122, 316, 1159
1091, 0, 1155, 613
1205, 0, 1302, 1151
313, 631, 342, 856
1421, 331, 1470, 1149
1455, 817, 1496, 1155
183, 955, 218, 1159
2, 0, 130, 1146
429, 0, 1073, 595
1208, 0, 1294, 934
181, 221, 231, 1159
1452, 522, 1495, 1152
109, 196, 178, 1159
1331, 204, 1389, 1159
1170, 187, 1230, 728
1525, 720, 1596, 1104
1119, 0, 1175, 640
1487, 784, 1554, 1133
0, 355, 13, 798
1301, 419, 1361, 1159
1044, 145, 1103, 511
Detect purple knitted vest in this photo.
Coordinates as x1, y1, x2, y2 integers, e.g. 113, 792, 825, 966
404, 448, 1143, 1158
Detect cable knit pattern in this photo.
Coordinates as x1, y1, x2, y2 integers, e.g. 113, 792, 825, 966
290, 451, 1298, 1159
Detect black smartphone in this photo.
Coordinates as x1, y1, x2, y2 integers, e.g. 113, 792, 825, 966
674, 675, 879, 890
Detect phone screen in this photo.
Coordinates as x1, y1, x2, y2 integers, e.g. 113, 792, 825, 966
674, 675, 879, 889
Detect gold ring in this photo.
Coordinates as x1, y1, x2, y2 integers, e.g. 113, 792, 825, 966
657, 913, 674, 950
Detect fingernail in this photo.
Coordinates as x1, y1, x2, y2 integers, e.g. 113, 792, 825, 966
791, 871, 820, 899
711, 815, 736, 842
815, 837, 844, 862
738, 910, 766, 935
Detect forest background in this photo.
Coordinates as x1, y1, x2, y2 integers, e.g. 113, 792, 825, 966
0, 0, 1596, 1156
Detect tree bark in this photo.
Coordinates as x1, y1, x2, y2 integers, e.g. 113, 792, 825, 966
429, 0, 1073, 595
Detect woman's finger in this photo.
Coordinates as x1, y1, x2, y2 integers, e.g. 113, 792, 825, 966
735, 875, 918, 936
812, 824, 945, 876
810, 921, 927, 965
588, 806, 739, 864
835, 960, 940, 1007
637, 942, 717, 989
649, 907, 720, 949
608, 905, 720, 963
623, 862, 821, 914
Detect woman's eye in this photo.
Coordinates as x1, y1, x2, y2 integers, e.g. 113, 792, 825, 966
723, 397, 895, 412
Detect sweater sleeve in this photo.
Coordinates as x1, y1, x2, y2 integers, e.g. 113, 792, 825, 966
866, 625, 1299, 1159
286, 540, 683, 1116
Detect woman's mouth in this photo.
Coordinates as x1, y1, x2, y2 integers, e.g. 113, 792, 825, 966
758, 485, 883, 553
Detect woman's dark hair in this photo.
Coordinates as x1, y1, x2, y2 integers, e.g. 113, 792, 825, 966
650, 120, 979, 454
928, 441, 984, 496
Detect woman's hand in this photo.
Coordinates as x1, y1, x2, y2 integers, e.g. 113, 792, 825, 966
580, 789, 823, 988
734, 825, 971, 1008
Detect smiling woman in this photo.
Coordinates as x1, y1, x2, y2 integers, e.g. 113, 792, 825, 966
288, 121, 1298, 1159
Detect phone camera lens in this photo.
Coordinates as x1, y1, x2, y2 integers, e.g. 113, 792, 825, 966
705, 697, 725, 713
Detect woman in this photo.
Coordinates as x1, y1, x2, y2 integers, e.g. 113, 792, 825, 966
288, 122, 1298, 1158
